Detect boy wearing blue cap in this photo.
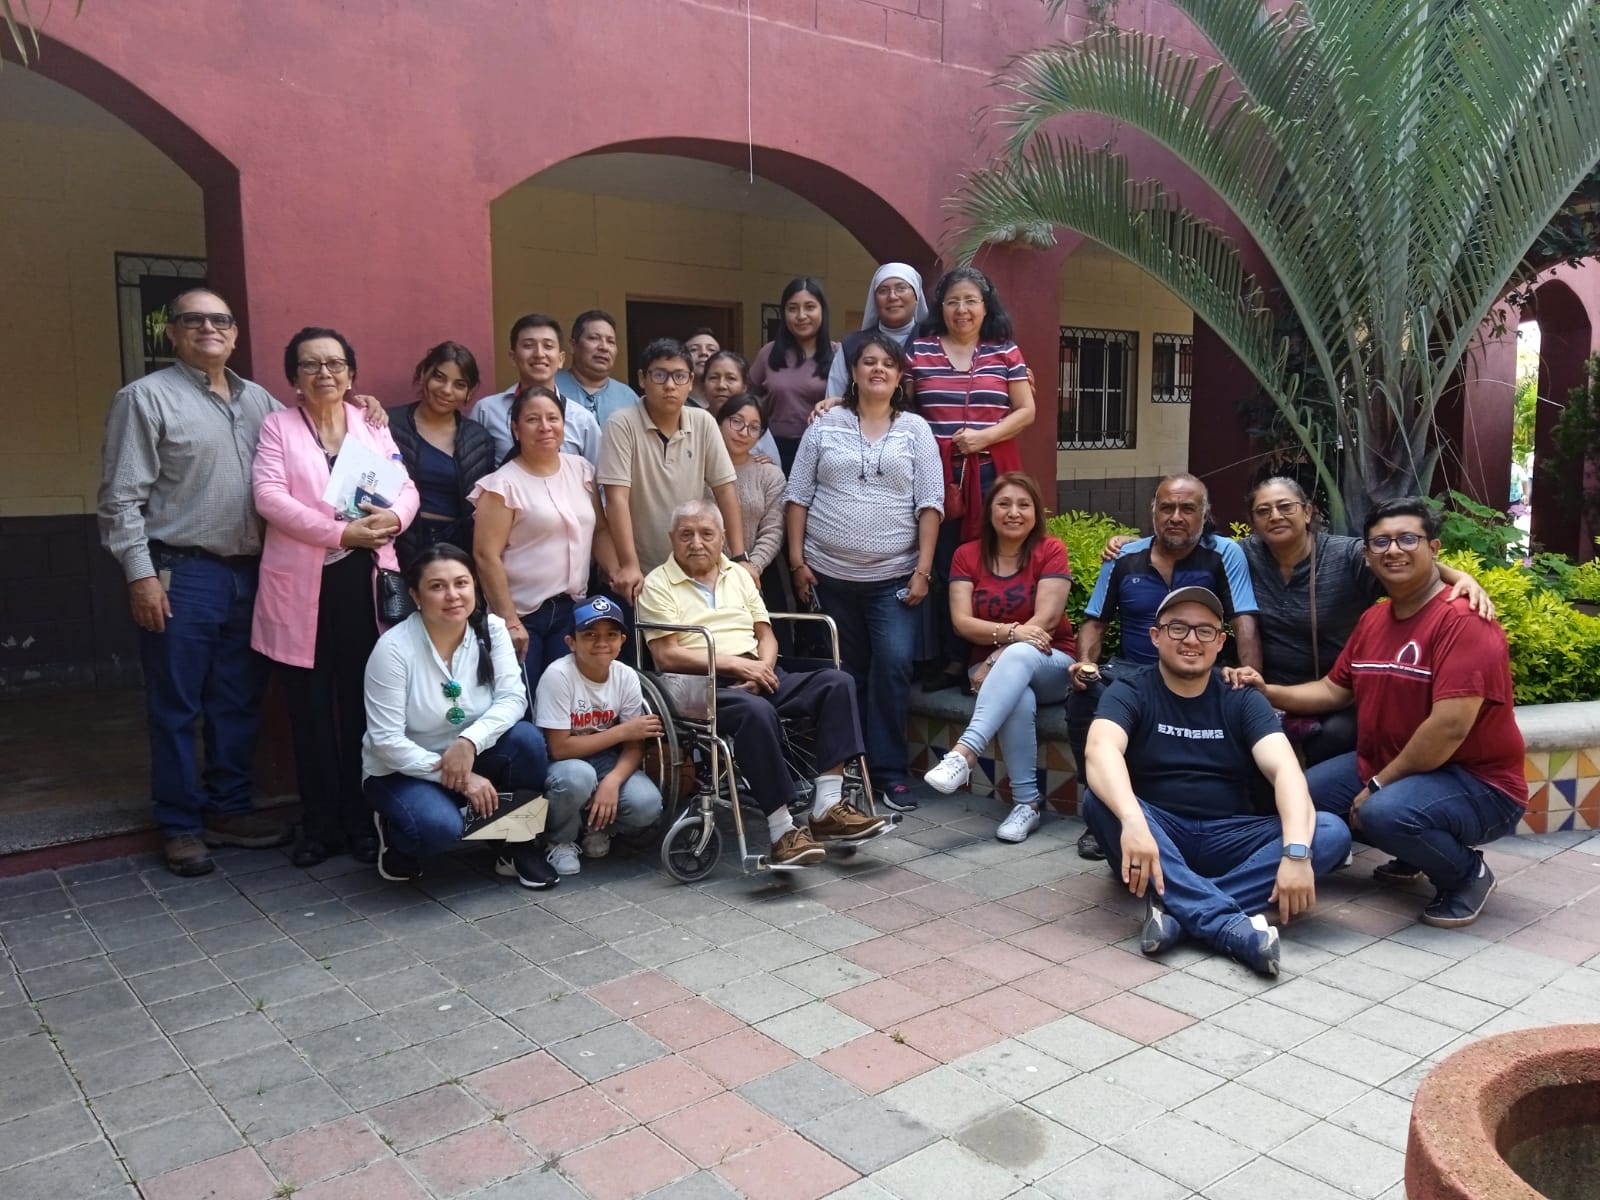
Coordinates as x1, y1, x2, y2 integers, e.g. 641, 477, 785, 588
534, 595, 665, 877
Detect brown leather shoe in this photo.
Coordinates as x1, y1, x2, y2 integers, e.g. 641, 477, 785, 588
809, 800, 886, 842
164, 835, 215, 877
770, 827, 826, 867
202, 811, 294, 849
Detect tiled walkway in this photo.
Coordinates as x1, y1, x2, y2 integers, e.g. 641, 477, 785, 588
4, 787, 1600, 1200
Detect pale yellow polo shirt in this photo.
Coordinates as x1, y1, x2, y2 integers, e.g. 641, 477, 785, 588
637, 554, 769, 657
597, 402, 736, 575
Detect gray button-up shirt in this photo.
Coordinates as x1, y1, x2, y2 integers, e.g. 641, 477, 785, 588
97, 360, 282, 582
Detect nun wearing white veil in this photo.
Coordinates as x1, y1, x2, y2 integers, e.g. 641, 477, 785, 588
825, 263, 929, 400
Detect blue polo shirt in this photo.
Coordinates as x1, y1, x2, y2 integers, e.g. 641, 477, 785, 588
554, 370, 640, 431
1085, 534, 1258, 666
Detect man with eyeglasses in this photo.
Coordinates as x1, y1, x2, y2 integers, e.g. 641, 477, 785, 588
471, 313, 602, 466
97, 288, 293, 876
1083, 586, 1350, 978
598, 338, 747, 604
1068, 473, 1262, 858
1227, 498, 1526, 930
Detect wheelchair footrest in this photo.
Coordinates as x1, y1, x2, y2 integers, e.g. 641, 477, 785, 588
749, 854, 818, 872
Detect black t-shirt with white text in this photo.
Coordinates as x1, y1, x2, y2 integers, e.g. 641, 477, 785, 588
1094, 667, 1282, 819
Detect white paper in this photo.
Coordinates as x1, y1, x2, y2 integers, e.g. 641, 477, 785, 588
321, 436, 408, 519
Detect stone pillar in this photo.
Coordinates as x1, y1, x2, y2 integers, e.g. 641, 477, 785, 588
1187, 320, 1262, 526
1434, 319, 1517, 511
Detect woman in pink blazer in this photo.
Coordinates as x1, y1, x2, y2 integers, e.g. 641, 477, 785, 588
254, 327, 419, 868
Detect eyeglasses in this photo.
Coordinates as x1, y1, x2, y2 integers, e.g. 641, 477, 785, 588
298, 359, 350, 376
726, 419, 763, 435
942, 297, 984, 309
1159, 621, 1222, 643
172, 312, 236, 331
441, 680, 465, 726
875, 282, 914, 298
1365, 532, 1425, 551
1251, 500, 1305, 519
647, 369, 692, 386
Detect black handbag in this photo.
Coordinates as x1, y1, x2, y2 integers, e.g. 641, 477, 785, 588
376, 565, 416, 625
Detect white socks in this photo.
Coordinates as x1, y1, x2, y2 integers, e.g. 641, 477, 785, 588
767, 809, 796, 841
811, 775, 843, 820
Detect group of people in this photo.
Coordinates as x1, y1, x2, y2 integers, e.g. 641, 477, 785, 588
98, 270, 1529, 980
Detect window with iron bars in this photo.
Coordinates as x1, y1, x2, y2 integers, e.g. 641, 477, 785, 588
1058, 326, 1137, 450
1151, 332, 1194, 404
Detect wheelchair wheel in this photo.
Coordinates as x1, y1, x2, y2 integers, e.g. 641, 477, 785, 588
661, 812, 722, 883
637, 672, 684, 813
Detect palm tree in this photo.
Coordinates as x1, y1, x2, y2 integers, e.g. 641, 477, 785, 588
3, 1, 80, 67
952, 0, 1600, 531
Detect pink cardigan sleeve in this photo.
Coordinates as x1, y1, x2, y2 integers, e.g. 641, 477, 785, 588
252, 411, 345, 550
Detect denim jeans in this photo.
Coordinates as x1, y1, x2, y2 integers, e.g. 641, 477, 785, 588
812, 572, 918, 787
1304, 751, 1523, 891
959, 644, 1074, 808
363, 721, 549, 858
1081, 791, 1351, 949
140, 553, 270, 838
543, 746, 664, 844
519, 594, 577, 706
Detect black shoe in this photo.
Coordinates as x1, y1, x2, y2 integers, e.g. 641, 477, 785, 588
1077, 829, 1107, 861
1140, 894, 1182, 956
1421, 854, 1496, 928
1373, 857, 1424, 884
879, 785, 919, 813
1221, 913, 1280, 978
373, 814, 421, 882
925, 670, 966, 693
496, 849, 558, 890
348, 835, 380, 865
291, 839, 334, 869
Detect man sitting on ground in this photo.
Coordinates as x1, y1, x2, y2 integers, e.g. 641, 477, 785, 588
1084, 586, 1350, 977
636, 500, 886, 866
1227, 498, 1526, 929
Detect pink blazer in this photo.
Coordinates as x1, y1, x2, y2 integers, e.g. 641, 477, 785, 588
252, 403, 419, 668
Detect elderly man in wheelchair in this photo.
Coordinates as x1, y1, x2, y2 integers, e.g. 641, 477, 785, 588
636, 499, 887, 869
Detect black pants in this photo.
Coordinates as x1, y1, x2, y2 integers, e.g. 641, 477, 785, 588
1297, 705, 1358, 768
716, 667, 864, 814
283, 553, 379, 848
1066, 663, 1114, 788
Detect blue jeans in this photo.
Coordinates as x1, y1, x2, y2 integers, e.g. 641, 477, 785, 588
813, 572, 918, 787
1304, 752, 1522, 891
543, 746, 663, 844
140, 553, 270, 838
520, 594, 578, 707
363, 721, 549, 858
1081, 792, 1351, 950
959, 644, 1074, 807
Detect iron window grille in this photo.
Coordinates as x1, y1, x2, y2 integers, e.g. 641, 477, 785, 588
1058, 326, 1137, 450
1151, 332, 1194, 404
115, 252, 209, 384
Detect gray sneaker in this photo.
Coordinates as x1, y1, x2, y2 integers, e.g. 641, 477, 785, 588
996, 804, 1041, 843
546, 842, 581, 876
1140, 894, 1183, 956
1221, 913, 1280, 977
1421, 854, 1496, 928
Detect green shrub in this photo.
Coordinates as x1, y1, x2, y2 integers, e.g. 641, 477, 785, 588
1438, 550, 1600, 704
1438, 489, 1526, 562
1045, 510, 1140, 653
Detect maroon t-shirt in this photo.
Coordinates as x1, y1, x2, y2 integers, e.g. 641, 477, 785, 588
1329, 590, 1526, 806
951, 537, 1076, 664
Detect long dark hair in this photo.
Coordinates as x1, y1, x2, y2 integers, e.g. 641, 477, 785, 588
412, 340, 481, 393
404, 543, 495, 686
506, 385, 563, 465
925, 266, 1015, 342
842, 330, 913, 415
979, 472, 1047, 575
768, 276, 834, 380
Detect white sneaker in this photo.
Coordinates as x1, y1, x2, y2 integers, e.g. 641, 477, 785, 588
996, 804, 1042, 843
924, 750, 972, 794
581, 829, 611, 859
546, 842, 581, 876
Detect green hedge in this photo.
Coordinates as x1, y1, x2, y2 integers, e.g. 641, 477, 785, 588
1045, 511, 1140, 656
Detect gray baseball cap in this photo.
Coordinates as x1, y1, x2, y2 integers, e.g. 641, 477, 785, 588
1155, 586, 1224, 621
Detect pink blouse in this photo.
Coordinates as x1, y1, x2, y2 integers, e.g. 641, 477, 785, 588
468, 456, 596, 614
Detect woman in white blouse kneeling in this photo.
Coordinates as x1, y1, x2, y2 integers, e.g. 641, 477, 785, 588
362, 544, 555, 887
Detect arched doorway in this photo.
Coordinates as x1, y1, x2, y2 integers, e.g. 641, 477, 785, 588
1527, 278, 1597, 558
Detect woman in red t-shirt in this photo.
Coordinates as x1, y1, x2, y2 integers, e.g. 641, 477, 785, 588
923, 473, 1076, 843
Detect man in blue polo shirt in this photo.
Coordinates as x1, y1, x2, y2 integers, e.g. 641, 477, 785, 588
1068, 474, 1262, 858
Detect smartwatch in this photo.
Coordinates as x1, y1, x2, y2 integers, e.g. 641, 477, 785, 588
1282, 843, 1310, 861
1367, 777, 1384, 792
731, 552, 751, 563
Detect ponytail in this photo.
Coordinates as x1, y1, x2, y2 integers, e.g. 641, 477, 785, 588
468, 604, 495, 687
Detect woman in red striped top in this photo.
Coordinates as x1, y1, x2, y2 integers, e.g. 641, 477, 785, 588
906, 266, 1036, 689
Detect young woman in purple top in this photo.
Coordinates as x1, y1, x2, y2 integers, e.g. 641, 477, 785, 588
749, 276, 839, 472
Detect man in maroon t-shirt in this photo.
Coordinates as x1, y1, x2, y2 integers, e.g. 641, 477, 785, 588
1226, 498, 1525, 930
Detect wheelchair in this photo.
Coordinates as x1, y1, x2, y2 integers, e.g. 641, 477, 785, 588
633, 612, 897, 883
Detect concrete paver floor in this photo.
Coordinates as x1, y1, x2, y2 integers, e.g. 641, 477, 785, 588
3, 784, 1599, 1200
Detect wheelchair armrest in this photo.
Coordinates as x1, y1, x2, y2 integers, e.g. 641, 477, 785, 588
634, 620, 719, 720
763, 611, 841, 669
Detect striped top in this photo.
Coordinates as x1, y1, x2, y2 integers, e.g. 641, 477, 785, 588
905, 337, 1027, 447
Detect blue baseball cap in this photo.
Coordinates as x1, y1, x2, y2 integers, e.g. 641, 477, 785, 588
572, 595, 626, 633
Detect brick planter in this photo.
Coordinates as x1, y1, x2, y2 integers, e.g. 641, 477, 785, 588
1406, 1023, 1600, 1200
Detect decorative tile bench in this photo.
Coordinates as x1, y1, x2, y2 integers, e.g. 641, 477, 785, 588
906, 688, 1600, 836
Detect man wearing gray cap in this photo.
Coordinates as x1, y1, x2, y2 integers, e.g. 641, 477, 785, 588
1082, 586, 1350, 977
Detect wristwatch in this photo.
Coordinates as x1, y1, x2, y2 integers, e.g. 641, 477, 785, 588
730, 552, 751, 563
1282, 843, 1310, 861
1367, 777, 1383, 792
